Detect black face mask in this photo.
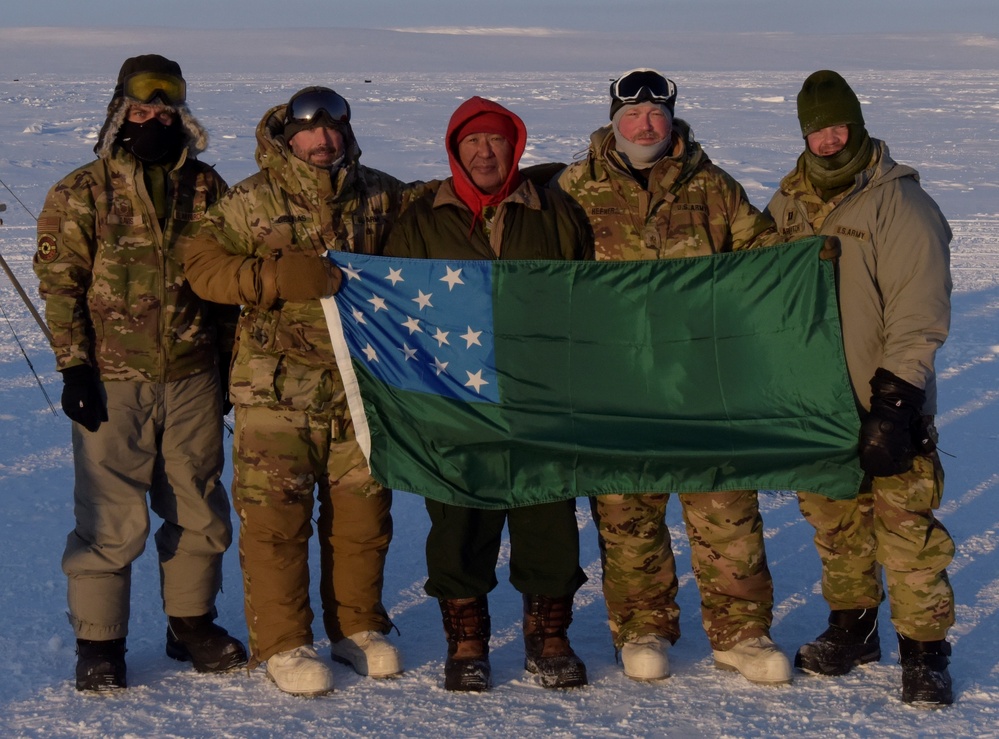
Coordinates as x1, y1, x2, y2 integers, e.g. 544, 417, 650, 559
118, 118, 184, 164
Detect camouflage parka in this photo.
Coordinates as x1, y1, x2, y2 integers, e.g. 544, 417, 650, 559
34, 118, 230, 382
182, 104, 414, 411
557, 119, 778, 260
766, 140, 951, 413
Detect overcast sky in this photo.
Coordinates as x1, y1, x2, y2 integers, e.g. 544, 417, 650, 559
7, 0, 998, 34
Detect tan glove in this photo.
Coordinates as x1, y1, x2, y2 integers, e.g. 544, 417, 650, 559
259, 252, 343, 305
819, 235, 841, 261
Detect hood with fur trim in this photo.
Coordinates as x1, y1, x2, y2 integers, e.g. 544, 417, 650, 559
93, 96, 209, 161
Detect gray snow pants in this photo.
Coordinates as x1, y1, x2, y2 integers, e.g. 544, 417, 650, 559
62, 371, 232, 641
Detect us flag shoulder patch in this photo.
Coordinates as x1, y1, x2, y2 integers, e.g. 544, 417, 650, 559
37, 215, 61, 234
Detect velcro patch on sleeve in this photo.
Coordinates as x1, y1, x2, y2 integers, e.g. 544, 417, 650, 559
36, 234, 58, 263
37, 215, 61, 234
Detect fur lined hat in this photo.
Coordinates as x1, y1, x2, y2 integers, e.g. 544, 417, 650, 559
94, 54, 209, 159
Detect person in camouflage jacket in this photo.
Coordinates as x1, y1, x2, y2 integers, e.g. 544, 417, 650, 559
182, 86, 419, 696
766, 70, 955, 705
557, 68, 790, 685
558, 123, 775, 262
33, 54, 245, 692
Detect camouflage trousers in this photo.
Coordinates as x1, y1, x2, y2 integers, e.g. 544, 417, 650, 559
798, 451, 955, 641
232, 403, 392, 664
591, 491, 774, 650
63, 372, 231, 640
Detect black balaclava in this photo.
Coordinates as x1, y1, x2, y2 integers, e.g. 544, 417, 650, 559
118, 117, 185, 164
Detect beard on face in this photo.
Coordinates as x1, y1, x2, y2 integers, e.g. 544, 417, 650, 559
630, 129, 666, 145
308, 145, 337, 159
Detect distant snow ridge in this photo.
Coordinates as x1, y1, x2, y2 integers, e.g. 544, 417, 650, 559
961, 35, 999, 48
389, 26, 574, 36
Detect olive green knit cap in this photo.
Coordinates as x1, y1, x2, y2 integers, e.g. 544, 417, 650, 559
796, 70, 864, 137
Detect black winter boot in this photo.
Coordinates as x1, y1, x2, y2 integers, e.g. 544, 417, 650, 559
523, 594, 588, 689
76, 638, 127, 692
795, 608, 881, 676
166, 613, 247, 673
439, 597, 491, 692
898, 635, 953, 706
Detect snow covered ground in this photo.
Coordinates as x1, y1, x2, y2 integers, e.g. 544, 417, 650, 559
1, 28, 998, 739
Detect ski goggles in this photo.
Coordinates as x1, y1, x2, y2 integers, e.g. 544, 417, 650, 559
610, 69, 677, 110
285, 88, 351, 126
122, 71, 187, 105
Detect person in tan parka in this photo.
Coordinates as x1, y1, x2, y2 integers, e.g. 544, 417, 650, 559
766, 70, 955, 706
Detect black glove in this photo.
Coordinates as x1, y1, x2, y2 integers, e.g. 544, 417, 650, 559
60, 365, 108, 433
858, 368, 925, 477
218, 352, 233, 415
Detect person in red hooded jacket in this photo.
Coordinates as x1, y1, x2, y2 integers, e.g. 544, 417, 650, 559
385, 96, 593, 692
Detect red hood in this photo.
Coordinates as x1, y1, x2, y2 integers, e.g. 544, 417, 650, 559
446, 96, 526, 216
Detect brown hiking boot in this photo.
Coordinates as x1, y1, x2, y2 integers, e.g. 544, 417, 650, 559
439, 596, 491, 692
523, 594, 587, 689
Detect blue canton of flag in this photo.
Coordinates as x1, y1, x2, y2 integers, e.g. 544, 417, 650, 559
326, 252, 500, 403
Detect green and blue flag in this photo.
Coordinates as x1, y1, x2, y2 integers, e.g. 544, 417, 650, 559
322, 237, 863, 509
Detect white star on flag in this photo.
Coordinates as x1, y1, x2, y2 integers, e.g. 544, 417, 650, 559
402, 316, 423, 334
464, 369, 489, 393
413, 290, 434, 310
440, 266, 464, 291
461, 327, 482, 348
342, 263, 362, 281
326, 252, 499, 404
